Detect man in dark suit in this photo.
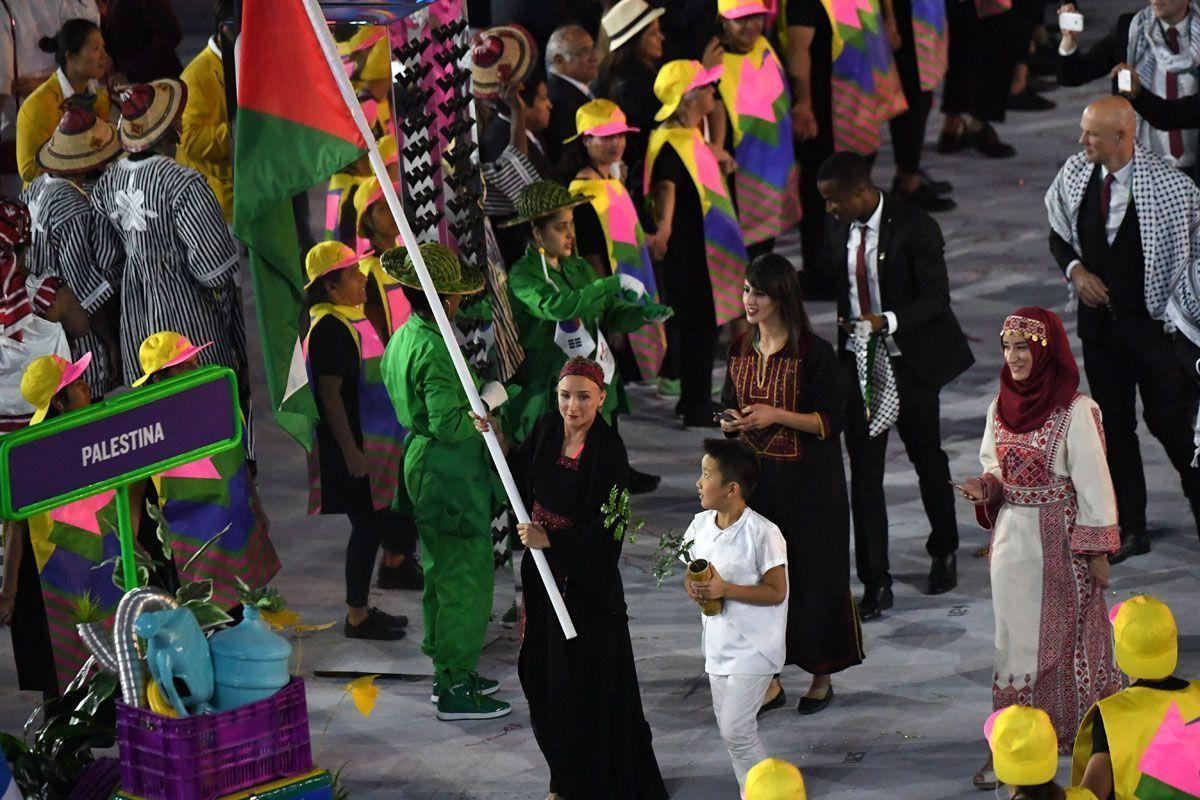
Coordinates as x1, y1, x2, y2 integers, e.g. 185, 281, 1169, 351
816, 151, 975, 620
1046, 95, 1200, 562
544, 25, 599, 163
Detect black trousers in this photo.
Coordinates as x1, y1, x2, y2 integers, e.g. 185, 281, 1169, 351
942, 5, 1016, 123
842, 354, 960, 589
1080, 319, 1200, 537
345, 508, 418, 607
796, 110, 835, 276
677, 322, 719, 422
888, 0, 933, 174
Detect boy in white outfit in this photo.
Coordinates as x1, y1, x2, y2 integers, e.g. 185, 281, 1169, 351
684, 439, 789, 793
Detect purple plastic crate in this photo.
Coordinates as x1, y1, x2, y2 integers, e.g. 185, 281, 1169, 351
116, 676, 313, 800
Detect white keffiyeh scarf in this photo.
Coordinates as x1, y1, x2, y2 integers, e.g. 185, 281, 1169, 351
1127, 4, 1200, 165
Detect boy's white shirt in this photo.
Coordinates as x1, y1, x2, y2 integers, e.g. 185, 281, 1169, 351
685, 507, 788, 675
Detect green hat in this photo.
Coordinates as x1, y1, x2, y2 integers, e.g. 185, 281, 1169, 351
498, 180, 592, 228
380, 242, 484, 295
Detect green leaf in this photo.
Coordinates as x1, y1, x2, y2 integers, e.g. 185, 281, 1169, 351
144, 500, 173, 561
180, 525, 232, 574
182, 599, 235, 630
70, 592, 110, 625
176, 578, 214, 605
0, 731, 29, 760
72, 672, 116, 719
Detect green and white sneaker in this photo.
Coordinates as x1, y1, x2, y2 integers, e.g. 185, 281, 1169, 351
435, 681, 511, 721
431, 671, 499, 703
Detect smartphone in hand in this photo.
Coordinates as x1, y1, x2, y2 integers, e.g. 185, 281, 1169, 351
1117, 68, 1133, 92
1059, 10, 1084, 31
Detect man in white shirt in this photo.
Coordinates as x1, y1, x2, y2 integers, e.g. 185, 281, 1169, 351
544, 24, 598, 161
684, 439, 788, 795
1057, 0, 1200, 173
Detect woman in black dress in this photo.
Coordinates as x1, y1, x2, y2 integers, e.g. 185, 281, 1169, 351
474, 357, 667, 800
720, 253, 863, 714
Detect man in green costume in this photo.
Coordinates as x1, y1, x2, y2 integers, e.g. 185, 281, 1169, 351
499, 180, 672, 445
380, 242, 511, 721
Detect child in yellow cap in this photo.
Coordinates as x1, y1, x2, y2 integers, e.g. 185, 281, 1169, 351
745, 757, 806, 800
986, 705, 1097, 799
1072, 596, 1200, 800
131, 330, 280, 612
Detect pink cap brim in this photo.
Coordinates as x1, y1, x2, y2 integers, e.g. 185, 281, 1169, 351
1109, 600, 1125, 624
55, 352, 92, 395
685, 64, 725, 93
162, 340, 213, 371
982, 709, 1003, 742
721, 3, 770, 18
583, 120, 641, 137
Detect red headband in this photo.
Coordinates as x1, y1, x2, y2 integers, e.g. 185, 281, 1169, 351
558, 357, 605, 387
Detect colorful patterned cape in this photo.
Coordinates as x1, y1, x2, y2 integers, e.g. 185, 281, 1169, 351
912, 0, 948, 90
823, 0, 908, 153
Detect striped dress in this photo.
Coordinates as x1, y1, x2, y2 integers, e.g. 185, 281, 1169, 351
22, 174, 120, 396
90, 154, 246, 384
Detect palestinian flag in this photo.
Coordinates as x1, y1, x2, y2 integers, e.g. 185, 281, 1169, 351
233, 0, 368, 448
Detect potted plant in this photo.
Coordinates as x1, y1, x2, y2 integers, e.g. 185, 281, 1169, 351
651, 531, 722, 616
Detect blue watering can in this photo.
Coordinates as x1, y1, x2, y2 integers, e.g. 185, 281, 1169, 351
134, 608, 214, 717
208, 605, 292, 710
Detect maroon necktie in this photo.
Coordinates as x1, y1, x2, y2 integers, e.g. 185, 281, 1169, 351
1100, 172, 1116, 228
855, 225, 872, 314
1167, 27, 1185, 159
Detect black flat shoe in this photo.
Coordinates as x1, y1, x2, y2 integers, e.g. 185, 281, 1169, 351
628, 468, 661, 495
918, 170, 953, 194
345, 609, 407, 641
1008, 88, 1056, 111
894, 183, 957, 213
797, 685, 834, 715
927, 554, 958, 595
1109, 535, 1150, 565
377, 558, 425, 591
758, 685, 787, 718
974, 125, 1016, 158
858, 585, 894, 621
936, 128, 977, 154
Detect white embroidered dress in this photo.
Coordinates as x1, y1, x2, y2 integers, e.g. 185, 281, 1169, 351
977, 393, 1121, 751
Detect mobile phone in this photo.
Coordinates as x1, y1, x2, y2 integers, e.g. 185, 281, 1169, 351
714, 411, 737, 423
1059, 11, 1084, 32
1117, 68, 1133, 93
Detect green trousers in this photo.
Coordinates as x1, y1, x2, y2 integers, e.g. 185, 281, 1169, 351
418, 529, 494, 682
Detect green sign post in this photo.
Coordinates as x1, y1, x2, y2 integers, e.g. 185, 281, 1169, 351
0, 366, 243, 589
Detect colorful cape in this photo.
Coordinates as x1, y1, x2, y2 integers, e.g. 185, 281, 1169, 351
569, 178, 667, 378
824, 0, 908, 153
718, 38, 803, 245
911, 0, 949, 91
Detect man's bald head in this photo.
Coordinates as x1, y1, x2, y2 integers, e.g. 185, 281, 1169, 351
1079, 96, 1136, 168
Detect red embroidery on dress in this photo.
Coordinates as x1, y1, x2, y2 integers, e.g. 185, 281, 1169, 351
989, 393, 1120, 751
532, 501, 573, 531
728, 351, 803, 460
1091, 406, 1107, 454
554, 454, 581, 470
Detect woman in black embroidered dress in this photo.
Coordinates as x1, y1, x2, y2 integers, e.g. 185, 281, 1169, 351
720, 254, 863, 715
474, 357, 667, 800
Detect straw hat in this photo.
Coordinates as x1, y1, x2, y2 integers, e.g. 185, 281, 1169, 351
602, 0, 666, 53
564, 98, 640, 143
498, 180, 592, 228
21, 352, 92, 425
36, 105, 121, 175
355, 177, 400, 239
470, 24, 538, 100
381, 242, 483, 295
115, 79, 188, 152
1111, 595, 1178, 680
131, 331, 213, 387
719, 0, 772, 18
984, 706, 1059, 786
305, 241, 368, 290
744, 758, 807, 800
654, 60, 724, 121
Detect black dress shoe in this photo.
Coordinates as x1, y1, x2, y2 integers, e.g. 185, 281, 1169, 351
927, 554, 957, 595
377, 558, 425, 591
894, 183, 957, 213
1109, 535, 1151, 565
1029, 76, 1058, 93
974, 125, 1016, 158
796, 685, 834, 715
858, 585, 894, 621
1007, 88, 1056, 111
628, 468, 661, 495
918, 170, 953, 194
936, 128, 977, 154
757, 685, 787, 718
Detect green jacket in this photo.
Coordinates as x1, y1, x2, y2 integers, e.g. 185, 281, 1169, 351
503, 247, 649, 442
382, 314, 498, 538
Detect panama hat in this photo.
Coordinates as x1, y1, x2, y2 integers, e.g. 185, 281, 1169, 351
381, 242, 484, 295
1111, 595, 1178, 680
564, 98, 640, 143
719, 0, 772, 18
305, 241, 368, 290
984, 706, 1059, 786
744, 758, 807, 800
131, 331, 212, 387
36, 104, 121, 175
21, 352, 92, 425
498, 180, 592, 228
470, 24, 538, 100
602, 0, 666, 53
653, 59, 725, 121
115, 79, 188, 153
355, 177, 400, 239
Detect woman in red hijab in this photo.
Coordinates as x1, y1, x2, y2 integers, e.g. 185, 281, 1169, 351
956, 307, 1121, 789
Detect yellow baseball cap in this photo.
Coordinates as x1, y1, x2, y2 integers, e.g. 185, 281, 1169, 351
378, 134, 398, 167
20, 352, 92, 425
654, 59, 724, 122
305, 241, 367, 289
745, 758, 806, 800
984, 706, 1058, 786
131, 331, 212, 387
1111, 595, 1177, 680
719, 0, 771, 18
354, 177, 400, 240
565, 98, 641, 143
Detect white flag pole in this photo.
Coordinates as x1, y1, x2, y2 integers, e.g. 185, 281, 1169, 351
299, 0, 577, 640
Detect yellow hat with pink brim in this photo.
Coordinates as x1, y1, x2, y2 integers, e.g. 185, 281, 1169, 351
131, 331, 213, 387
719, 0, 772, 19
304, 241, 368, 289
564, 99, 641, 143
20, 352, 92, 425
653, 59, 725, 122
